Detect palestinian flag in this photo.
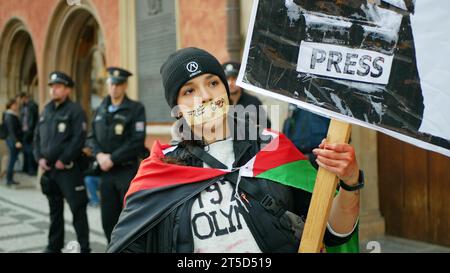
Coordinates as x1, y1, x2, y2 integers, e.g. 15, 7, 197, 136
238, 130, 317, 193
109, 129, 359, 253
125, 129, 317, 202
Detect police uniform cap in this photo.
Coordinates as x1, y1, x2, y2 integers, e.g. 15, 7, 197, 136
48, 71, 75, 88
107, 67, 133, 85
222, 61, 240, 78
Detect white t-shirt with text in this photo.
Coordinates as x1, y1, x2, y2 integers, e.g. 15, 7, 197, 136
190, 139, 262, 253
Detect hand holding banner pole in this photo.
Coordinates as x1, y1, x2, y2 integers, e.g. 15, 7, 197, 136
299, 119, 352, 253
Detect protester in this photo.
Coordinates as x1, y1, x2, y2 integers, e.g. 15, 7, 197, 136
107, 47, 364, 253
33, 71, 90, 253
18, 92, 39, 175
4, 98, 23, 186
88, 67, 146, 243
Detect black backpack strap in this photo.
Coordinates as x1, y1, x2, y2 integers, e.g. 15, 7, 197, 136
186, 145, 228, 169
226, 171, 286, 218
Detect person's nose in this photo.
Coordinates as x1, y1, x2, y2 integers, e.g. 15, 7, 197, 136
199, 86, 213, 104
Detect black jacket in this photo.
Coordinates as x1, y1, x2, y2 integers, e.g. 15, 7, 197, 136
33, 99, 87, 165
236, 91, 271, 129
107, 119, 353, 253
20, 100, 39, 143
4, 111, 23, 144
89, 96, 146, 165
237, 91, 263, 108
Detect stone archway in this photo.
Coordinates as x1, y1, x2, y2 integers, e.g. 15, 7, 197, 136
43, 1, 107, 118
0, 18, 38, 166
0, 18, 38, 110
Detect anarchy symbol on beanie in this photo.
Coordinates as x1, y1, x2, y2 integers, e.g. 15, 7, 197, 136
186, 61, 199, 73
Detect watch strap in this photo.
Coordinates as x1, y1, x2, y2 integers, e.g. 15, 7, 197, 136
339, 170, 364, 192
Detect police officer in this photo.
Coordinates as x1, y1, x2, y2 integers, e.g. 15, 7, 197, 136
222, 61, 271, 128
89, 67, 146, 243
34, 71, 90, 253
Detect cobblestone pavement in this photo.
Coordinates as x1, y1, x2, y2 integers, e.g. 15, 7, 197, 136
0, 173, 107, 253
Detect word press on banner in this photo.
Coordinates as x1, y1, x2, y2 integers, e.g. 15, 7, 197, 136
297, 41, 394, 85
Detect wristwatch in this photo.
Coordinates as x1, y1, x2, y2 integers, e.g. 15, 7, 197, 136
339, 170, 364, 192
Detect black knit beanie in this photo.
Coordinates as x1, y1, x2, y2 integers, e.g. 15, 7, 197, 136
160, 47, 230, 109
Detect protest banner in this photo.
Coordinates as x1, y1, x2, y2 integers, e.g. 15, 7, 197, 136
237, 0, 450, 253
238, 0, 450, 157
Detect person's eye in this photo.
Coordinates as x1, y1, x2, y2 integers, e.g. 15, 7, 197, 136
183, 88, 194, 96
210, 80, 219, 87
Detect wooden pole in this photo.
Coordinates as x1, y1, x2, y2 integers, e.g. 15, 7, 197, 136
298, 119, 352, 253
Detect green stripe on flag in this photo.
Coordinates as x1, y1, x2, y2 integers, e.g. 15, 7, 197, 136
255, 160, 317, 193
256, 159, 360, 253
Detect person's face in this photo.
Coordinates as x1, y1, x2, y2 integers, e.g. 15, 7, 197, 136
176, 73, 229, 130
227, 76, 241, 95
227, 76, 242, 104
15, 97, 23, 106
10, 101, 19, 112
49, 83, 70, 102
108, 81, 127, 100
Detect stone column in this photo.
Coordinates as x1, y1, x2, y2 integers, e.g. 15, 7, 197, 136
119, 0, 138, 100
227, 0, 241, 61
351, 125, 385, 242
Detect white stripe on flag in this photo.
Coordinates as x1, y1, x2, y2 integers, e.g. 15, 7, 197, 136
162, 146, 178, 155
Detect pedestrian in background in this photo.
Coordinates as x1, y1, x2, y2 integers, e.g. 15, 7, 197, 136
33, 71, 90, 253
18, 92, 39, 176
81, 146, 101, 208
4, 98, 23, 186
283, 104, 330, 169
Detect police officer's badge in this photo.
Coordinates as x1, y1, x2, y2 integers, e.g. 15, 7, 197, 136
113, 70, 120, 77
58, 122, 66, 133
115, 123, 124, 135
135, 121, 145, 132
51, 73, 58, 80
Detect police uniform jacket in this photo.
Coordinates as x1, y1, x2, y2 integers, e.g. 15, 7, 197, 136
33, 99, 87, 165
89, 96, 146, 165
